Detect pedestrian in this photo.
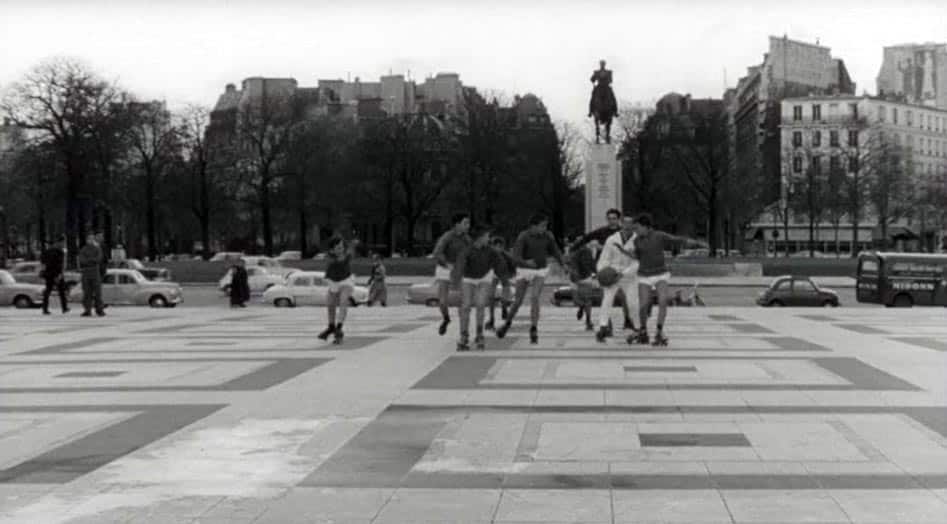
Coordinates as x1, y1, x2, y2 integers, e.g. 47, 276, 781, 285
486, 236, 515, 331
318, 236, 356, 344
40, 235, 69, 315
229, 259, 250, 308
569, 208, 635, 335
569, 238, 600, 331
453, 224, 504, 351
497, 213, 565, 344
630, 212, 703, 346
595, 217, 640, 342
77, 233, 105, 317
431, 213, 472, 336
366, 252, 388, 307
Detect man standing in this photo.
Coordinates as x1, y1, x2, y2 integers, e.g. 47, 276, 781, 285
78, 233, 105, 317
631, 213, 703, 346
595, 217, 640, 342
40, 235, 69, 315
431, 213, 472, 336
497, 213, 565, 344
569, 208, 635, 333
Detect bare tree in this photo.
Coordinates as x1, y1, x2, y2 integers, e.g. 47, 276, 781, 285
1, 57, 122, 264
862, 127, 915, 250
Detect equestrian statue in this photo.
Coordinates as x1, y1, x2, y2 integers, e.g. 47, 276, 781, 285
589, 60, 619, 144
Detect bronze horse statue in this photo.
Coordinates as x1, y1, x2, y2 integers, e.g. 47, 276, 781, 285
589, 60, 619, 144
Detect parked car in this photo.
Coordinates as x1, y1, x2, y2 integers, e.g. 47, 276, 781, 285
407, 279, 504, 307
68, 269, 182, 308
241, 256, 297, 277
209, 252, 244, 263
107, 259, 171, 281
276, 251, 302, 262
0, 270, 46, 308
8, 261, 80, 288
757, 275, 839, 307
218, 265, 287, 295
262, 271, 368, 307
552, 282, 705, 307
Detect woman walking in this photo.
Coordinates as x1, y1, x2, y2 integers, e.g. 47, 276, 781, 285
367, 252, 388, 307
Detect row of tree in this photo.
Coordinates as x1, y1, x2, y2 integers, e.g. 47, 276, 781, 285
0, 58, 584, 263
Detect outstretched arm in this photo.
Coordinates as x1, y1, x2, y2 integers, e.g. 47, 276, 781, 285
432, 232, 450, 267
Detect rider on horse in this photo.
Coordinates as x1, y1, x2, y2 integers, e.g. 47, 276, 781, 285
589, 60, 618, 119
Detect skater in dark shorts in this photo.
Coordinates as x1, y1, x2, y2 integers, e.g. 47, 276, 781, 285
568, 238, 600, 331
486, 236, 515, 331
453, 224, 503, 351
318, 236, 357, 345
497, 213, 565, 344
630, 212, 704, 346
569, 208, 635, 334
432, 213, 472, 336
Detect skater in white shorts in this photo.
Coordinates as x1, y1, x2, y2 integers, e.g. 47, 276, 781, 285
594, 216, 640, 343
431, 213, 472, 336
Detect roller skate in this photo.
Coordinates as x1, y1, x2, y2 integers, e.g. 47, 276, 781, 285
576, 306, 584, 321
485, 319, 495, 332
604, 319, 614, 338
585, 321, 595, 331
318, 324, 336, 341
474, 334, 485, 351
438, 317, 451, 336
652, 330, 668, 347
627, 329, 649, 345
333, 323, 344, 345
457, 332, 470, 352
496, 320, 511, 339
529, 326, 538, 344
595, 325, 608, 343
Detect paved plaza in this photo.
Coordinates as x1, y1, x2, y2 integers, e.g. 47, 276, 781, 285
0, 305, 946, 523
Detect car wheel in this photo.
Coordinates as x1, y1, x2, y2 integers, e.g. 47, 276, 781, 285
823, 300, 838, 308
274, 298, 293, 308
769, 300, 785, 307
13, 295, 33, 309
893, 294, 913, 308
148, 295, 168, 308
425, 298, 439, 307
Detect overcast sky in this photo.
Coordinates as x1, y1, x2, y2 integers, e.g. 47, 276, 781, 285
1, 0, 945, 126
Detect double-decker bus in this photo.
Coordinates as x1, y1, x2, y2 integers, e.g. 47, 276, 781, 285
856, 252, 947, 307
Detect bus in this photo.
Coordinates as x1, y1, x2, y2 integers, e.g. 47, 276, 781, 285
856, 252, 947, 307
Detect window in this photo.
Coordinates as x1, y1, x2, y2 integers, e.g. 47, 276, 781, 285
794, 279, 818, 293
119, 275, 135, 285
774, 279, 791, 291
292, 276, 311, 287
812, 130, 821, 147
928, 114, 933, 130
812, 155, 822, 174
793, 155, 803, 173
812, 104, 822, 121
793, 105, 803, 121
849, 103, 859, 119
829, 103, 839, 117
848, 155, 859, 172
893, 108, 899, 125
830, 155, 841, 172
907, 110, 913, 126
830, 130, 839, 147
879, 106, 887, 122
103, 274, 117, 285
792, 131, 802, 147
848, 129, 858, 147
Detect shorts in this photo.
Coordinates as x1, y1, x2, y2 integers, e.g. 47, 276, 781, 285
516, 267, 549, 282
463, 270, 495, 286
327, 276, 355, 294
434, 264, 453, 282
638, 272, 671, 287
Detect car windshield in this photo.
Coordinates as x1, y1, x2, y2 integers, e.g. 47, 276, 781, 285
0, 272, 15, 285
127, 260, 144, 269
795, 279, 818, 292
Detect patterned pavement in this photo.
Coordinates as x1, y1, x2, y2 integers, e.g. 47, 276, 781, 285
0, 305, 946, 523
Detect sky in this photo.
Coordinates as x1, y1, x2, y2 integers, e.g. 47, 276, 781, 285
1, 0, 945, 128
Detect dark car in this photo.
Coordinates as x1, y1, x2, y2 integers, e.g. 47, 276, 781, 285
107, 259, 171, 281
757, 276, 839, 307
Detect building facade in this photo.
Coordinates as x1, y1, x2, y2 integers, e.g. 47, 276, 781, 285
749, 94, 947, 255
877, 43, 947, 109
728, 36, 855, 208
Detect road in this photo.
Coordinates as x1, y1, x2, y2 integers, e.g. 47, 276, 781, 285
178, 284, 869, 309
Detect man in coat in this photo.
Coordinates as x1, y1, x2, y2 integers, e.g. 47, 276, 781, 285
40, 235, 69, 315
78, 233, 105, 317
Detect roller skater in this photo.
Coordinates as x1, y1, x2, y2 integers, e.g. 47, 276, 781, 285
486, 236, 515, 331
594, 216, 640, 343
319, 236, 357, 345
454, 224, 503, 351
432, 213, 472, 336
496, 213, 565, 344
568, 238, 600, 331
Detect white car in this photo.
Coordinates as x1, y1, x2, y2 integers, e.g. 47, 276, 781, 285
68, 269, 183, 307
209, 252, 244, 262
241, 256, 297, 277
218, 266, 287, 295
263, 271, 369, 307
276, 250, 302, 262
0, 270, 46, 308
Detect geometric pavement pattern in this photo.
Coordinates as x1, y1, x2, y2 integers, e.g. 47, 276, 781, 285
0, 305, 945, 523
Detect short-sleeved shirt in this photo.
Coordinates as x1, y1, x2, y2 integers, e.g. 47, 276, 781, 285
513, 230, 562, 270
325, 252, 352, 282
432, 230, 472, 268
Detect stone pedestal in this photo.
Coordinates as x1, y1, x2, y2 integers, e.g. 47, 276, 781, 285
584, 143, 622, 232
